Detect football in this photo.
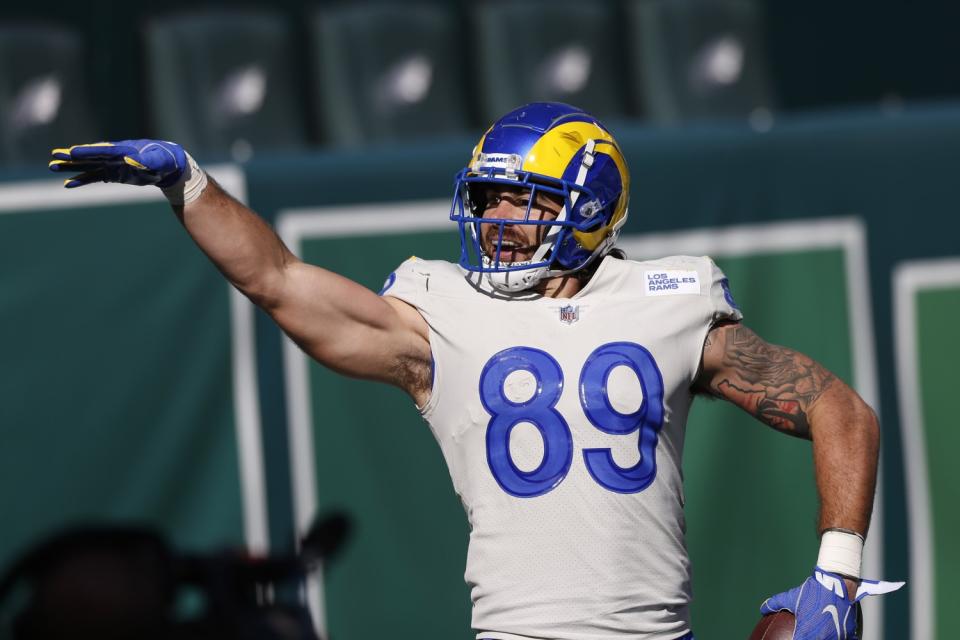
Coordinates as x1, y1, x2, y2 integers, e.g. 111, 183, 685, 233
748, 611, 796, 639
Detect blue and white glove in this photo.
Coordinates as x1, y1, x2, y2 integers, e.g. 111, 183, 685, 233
49, 139, 207, 204
760, 567, 904, 640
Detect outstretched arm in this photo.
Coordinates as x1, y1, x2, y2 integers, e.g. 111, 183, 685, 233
50, 141, 432, 404
695, 322, 878, 539
176, 179, 431, 397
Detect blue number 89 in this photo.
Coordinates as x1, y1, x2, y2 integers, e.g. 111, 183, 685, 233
479, 342, 664, 497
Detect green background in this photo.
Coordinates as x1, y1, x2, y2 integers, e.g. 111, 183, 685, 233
0, 201, 244, 573
916, 286, 960, 640
4, 102, 960, 637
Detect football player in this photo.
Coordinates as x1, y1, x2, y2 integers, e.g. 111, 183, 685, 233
50, 102, 900, 640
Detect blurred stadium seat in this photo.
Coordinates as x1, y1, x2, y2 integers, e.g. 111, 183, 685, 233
309, 3, 472, 146
470, 0, 630, 125
144, 10, 308, 161
625, 0, 774, 124
0, 24, 98, 168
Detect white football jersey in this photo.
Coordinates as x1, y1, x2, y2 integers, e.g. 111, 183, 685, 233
382, 255, 742, 640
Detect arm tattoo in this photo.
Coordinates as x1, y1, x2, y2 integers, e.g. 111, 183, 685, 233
708, 326, 836, 438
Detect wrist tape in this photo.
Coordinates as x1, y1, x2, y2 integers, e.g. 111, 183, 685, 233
162, 152, 208, 206
817, 528, 864, 579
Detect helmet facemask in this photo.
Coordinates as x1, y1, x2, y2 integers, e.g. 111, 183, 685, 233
452, 172, 605, 292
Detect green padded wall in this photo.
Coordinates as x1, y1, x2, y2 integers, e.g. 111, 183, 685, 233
0, 186, 246, 577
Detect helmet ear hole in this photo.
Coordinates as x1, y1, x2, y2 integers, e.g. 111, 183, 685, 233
577, 198, 602, 221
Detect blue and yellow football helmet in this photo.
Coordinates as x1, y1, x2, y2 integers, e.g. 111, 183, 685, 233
450, 102, 630, 292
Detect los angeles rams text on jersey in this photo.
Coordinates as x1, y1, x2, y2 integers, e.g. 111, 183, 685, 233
382, 254, 741, 640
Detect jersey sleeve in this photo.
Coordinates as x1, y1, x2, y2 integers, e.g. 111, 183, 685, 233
705, 257, 743, 324
378, 256, 430, 310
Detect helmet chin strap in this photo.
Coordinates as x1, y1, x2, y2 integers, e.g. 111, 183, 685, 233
482, 257, 549, 292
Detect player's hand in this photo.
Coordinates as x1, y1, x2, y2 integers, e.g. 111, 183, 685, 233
49, 139, 187, 189
760, 567, 904, 639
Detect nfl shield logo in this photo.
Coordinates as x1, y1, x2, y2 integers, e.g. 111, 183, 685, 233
559, 304, 580, 325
